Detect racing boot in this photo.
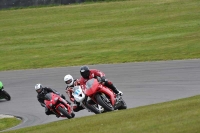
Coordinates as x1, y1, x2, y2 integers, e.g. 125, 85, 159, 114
72, 103, 78, 110
55, 114, 60, 118
45, 108, 60, 118
105, 83, 123, 96
61, 94, 71, 105
66, 99, 72, 105
72, 101, 79, 112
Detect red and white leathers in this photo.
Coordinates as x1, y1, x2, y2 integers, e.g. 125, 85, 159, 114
65, 79, 84, 112
65, 79, 79, 102
79, 69, 105, 84
79, 69, 122, 95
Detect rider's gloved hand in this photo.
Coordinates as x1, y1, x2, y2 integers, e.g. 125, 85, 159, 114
96, 76, 102, 83
99, 76, 107, 85
118, 91, 123, 96
61, 94, 66, 100
41, 103, 46, 107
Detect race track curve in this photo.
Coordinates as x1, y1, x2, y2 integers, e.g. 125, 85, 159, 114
0, 59, 200, 131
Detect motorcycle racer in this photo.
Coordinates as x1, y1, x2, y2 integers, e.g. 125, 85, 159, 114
35, 83, 71, 117
64, 74, 84, 112
79, 66, 123, 96
0, 81, 3, 90
0, 81, 11, 101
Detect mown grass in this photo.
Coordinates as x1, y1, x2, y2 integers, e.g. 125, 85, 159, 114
3, 95, 200, 133
0, 0, 199, 71
0, 0, 200, 132
0, 118, 21, 131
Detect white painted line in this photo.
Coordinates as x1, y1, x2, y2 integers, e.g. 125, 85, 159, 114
0, 114, 14, 119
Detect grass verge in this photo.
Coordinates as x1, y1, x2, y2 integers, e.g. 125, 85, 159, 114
0, 117, 21, 131
3, 95, 200, 133
0, 0, 199, 71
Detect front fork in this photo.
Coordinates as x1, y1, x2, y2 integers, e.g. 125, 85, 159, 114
100, 93, 110, 103
114, 95, 122, 109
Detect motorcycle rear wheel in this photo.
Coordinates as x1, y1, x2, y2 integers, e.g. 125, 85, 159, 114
85, 101, 101, 114
71, 112, 75, 118
95, 94, 114, 111
57, 106, 72, 119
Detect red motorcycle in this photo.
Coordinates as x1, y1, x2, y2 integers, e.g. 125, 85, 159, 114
44, 92, 75, 119
84, 78, 127, 112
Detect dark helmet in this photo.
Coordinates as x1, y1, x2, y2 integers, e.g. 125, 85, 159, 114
80, 66, 90, 79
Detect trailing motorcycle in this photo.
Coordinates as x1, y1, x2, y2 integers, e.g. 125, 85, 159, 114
0, 81, 11, 101
72, 85, 104, 114
84, 78, 127, 112
44, 92, 75, 119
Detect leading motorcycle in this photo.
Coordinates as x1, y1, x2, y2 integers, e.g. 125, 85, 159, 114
84, 78, 127, 112
0, 81, 11, 101
44, 92, 75, 119
72, 85, 104, 114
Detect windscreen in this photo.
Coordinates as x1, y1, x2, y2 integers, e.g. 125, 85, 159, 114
85, 79, 95, 89
44, 93, 52, 101
73, 86, 81, 95
73, 86, 79, 91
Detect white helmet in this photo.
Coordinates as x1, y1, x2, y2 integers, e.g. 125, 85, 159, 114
35, 83, 43, 93
64, 74, 74, 87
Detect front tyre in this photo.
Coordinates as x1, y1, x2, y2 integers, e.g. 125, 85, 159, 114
85, 102, 101, 114
2, 90, 11, 101
95, 94, 114, 111
57, 106, 72, 119
118, 97, 127, 110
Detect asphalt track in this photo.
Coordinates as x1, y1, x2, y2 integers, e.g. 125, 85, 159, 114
0, 59, 200, 131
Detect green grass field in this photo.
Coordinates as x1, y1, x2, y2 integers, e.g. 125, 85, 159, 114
0, 0, 200, 132
3, 95, 200, 133
0, 118, 21, 131
0, 0, 199, 71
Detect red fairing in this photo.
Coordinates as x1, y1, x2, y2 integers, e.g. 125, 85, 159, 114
44, 93, 72, 117
84, 79, 99, 96
84, 78, 116, 106
79, 69, 105, 85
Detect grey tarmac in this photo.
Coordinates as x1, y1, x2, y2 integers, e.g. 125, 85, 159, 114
0, 59, 200, 130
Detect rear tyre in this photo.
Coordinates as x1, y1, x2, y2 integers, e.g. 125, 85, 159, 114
118, 97, 127, 110
57, 106, 72, 119
2, 90, 11, 101
71, 112, 75, 118
95, 94, 114, 111
85, 102, 101, 114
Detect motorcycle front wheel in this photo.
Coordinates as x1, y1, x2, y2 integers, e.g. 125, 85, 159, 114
57, 106, 72, 119
117, 97, 127, 110
85, 101, 101, 114
1, 90, 11, 101
95, 93, 114, 111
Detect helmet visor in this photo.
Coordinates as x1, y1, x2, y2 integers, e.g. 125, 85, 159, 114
81, 71, 90, 79
65, 79, 72, 85
36, 89, 42, 93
